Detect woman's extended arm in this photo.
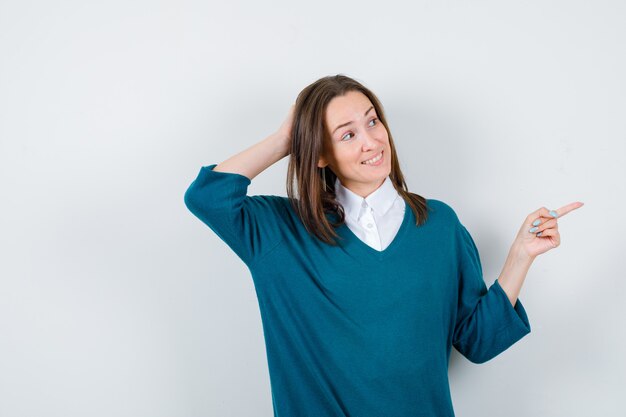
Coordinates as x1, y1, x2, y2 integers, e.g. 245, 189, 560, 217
213, 104, 294, 180
498, 202, 584, 306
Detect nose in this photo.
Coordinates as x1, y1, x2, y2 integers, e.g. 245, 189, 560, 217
361, 129, 379, 151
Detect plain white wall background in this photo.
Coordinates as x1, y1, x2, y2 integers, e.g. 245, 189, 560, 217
1, 0, 624, 416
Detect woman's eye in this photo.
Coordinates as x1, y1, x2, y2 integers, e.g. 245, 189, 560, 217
340, 118, 378, 141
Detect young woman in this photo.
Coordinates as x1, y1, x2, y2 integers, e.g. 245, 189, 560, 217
184, 74, 583, 416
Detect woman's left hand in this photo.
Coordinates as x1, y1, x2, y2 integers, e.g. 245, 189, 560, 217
514, 201, 584, 259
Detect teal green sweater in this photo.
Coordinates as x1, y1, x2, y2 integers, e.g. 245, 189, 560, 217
184, 164, 531, 417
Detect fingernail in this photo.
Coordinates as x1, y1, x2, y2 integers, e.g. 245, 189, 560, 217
532, 219, 541, 226
529, 226, 539, 233
549, 210, 558, 218
537, 232, 543, 237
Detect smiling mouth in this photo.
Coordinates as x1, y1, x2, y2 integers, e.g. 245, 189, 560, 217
361, 150, 384, 165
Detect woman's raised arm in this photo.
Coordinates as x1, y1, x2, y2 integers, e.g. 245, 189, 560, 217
213, 104, 294, 180
183, 104, 296, 266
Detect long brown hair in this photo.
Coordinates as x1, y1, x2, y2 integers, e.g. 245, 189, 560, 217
286, 74, 429, 246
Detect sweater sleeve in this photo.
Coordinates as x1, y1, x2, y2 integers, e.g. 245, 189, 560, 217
183, 164, 285, 267
451, 222, 531, 364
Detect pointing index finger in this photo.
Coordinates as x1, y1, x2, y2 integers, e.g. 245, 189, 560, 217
554, 201, 585, 218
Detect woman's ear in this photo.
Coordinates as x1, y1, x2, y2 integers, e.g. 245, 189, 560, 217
317, 155, 328, 168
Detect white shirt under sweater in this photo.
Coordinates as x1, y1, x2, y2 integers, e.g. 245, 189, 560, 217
334, 175, 406, 251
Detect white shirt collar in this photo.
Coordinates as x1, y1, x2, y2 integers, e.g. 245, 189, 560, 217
334, 176, 400, 222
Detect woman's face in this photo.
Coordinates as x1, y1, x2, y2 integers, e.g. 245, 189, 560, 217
318, 90, 392, 198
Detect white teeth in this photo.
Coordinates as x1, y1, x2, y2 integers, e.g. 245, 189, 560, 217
362, 151, 383, 165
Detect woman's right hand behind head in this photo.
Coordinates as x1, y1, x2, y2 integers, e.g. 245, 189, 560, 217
274, 103, 296, 156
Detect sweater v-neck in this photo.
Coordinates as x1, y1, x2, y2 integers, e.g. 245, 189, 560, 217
336, 200, 413, 261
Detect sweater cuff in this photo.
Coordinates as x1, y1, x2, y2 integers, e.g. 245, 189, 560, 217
493, 278, 531, 335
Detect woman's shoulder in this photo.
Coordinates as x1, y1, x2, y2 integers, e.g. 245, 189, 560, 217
424, 198, 462, 224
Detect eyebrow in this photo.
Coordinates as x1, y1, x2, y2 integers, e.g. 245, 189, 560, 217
332, 106, 375, 135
